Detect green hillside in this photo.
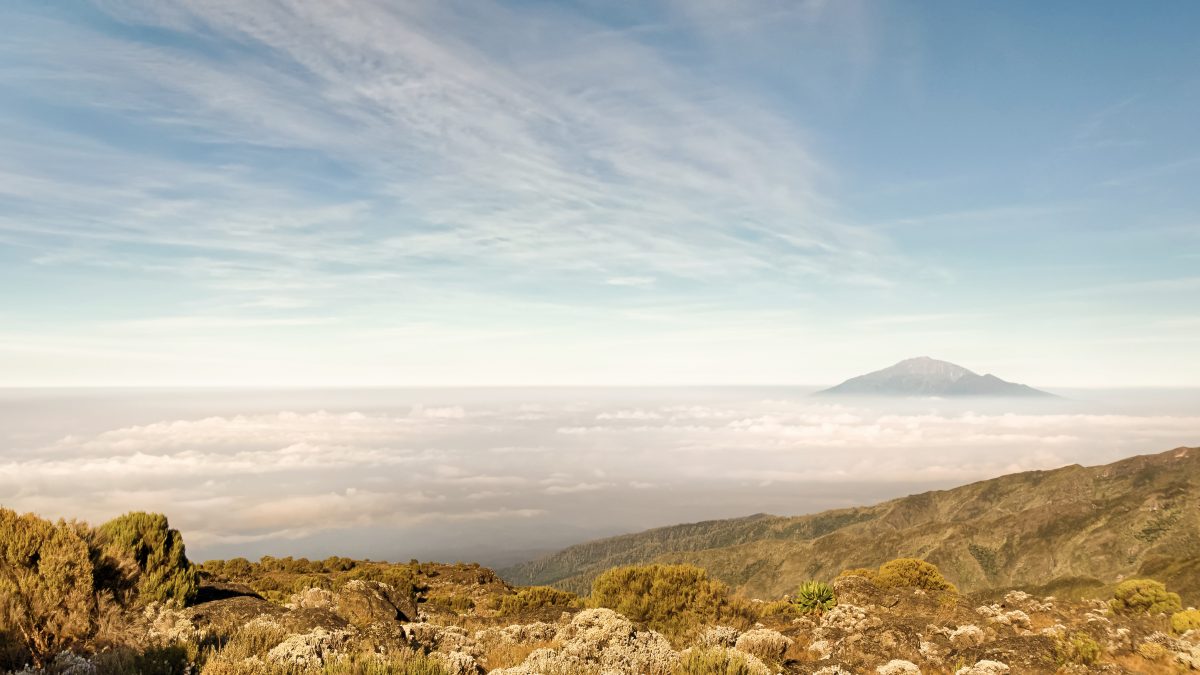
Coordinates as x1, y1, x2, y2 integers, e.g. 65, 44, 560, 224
502, 446, 1200, 603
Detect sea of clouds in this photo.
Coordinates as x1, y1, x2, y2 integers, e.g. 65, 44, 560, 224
2, 387, 1198, 566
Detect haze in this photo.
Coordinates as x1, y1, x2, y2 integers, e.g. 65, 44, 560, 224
3, 386, 1198, 566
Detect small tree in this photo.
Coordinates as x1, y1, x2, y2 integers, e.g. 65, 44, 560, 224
1109, 578, 1182, 616
0, 509, 96, 668
95, 512, 198, 606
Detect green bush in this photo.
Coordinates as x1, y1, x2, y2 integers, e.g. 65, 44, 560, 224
875, 558, 957, 593
498, 586, 579, 614
673, 648, 761, 675
1170, 608, 1200, 633
96, 512, 199, 606
757, 599, 796, 620
791, 580, 836, 614
0, 509, 96, 668
425, 593, 475, 614
1108, 578, 1182, 616
1055, 631, 1101, 665
589, 564, 746, 643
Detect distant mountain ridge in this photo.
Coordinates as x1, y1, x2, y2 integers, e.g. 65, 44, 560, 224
501, 447, 1200, 604
817, 356, 1054, 397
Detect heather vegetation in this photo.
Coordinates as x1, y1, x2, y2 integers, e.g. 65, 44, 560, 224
504, 447, 1200, 604
1109, 578, 1183, 616
874, 558, 958, 593
587, 564, 756, 644
1175, 610, 1200, 634
95, 512, 198, 607
4, 504, 1200, 674
0, 510, 95, 668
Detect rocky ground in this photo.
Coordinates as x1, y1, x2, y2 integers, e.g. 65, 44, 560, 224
60, 569, 1194, 675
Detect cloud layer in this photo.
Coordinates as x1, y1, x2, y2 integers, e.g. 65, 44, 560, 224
3, 388, 1197, 564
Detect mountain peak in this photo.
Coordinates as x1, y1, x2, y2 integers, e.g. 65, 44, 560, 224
817, 357, 1053, 397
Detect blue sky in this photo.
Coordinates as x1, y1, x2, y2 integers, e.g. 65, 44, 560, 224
1, 0, 1197, 386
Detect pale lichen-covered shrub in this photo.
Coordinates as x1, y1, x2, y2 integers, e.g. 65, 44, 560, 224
949, 624, 985, 647
733, 628, 791, 664
1108, 578, 1182, 616
266, 627, 350, 669
0, 509, 96, 668
875, 558, 957, 593
955, 661, 1010, 675
437, 650, 481, 675
792, 580, 837, 614
876, 660, 920, 675
95, 512, 198, 606
492, 608, 676, 675
1170, 608, 1200, 633
697, 626, 740, 649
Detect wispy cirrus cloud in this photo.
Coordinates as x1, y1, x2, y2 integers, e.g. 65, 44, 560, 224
1, 0, 883, 294
2, 0, 1198, 387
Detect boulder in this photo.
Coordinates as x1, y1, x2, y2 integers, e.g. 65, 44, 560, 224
335, 579, 412, 626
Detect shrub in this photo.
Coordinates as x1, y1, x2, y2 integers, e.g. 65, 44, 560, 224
96, 512, 199, 606
1055, 631, 1101, 665
95, 643, 195, 675
589, 564, 745, 643
425, 593, 475, 614
757, 600, 796, 620
498, 586, 579, 615
0, 509, 96, 668
875, 558, 957, 593
673, 647, 763, 675
291, 574, 334, 593
791, 580, 836, 614
1137, 641, 1168, 660
1108, 578, 1182, 616
221, 558, 253, 578
1171, 608, 1200, 633
734, 628, 791, 664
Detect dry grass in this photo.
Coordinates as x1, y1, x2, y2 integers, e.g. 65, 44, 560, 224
1028, 612, 1060, 632
479, 639, 558, 670
1111, 653, 1189, 675
782, 634, 815, 663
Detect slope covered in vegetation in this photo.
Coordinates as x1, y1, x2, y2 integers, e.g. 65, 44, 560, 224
503, 447, 1200, 602
3, 508, 1200, 674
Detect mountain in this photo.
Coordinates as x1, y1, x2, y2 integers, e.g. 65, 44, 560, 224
501, 446, 1200, 604
816, 356, 1054, 397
